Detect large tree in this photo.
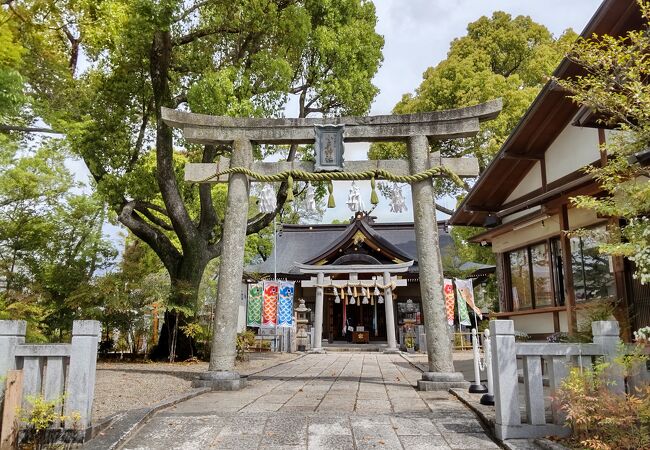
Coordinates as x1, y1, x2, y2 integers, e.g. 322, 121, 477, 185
558, 0, 650, 284
4, 0, 383, 358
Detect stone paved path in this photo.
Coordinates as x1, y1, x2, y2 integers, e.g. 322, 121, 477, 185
120, 353, 499, 450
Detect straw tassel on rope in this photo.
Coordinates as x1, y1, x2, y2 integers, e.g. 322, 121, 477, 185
370, 176, 379, 205
286, 175, 294, 203
327, 180, 335, 208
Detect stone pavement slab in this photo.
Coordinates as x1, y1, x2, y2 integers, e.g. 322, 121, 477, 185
119, 353, 499, 450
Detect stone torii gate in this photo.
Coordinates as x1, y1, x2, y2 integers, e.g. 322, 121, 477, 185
162, 99, 501, 391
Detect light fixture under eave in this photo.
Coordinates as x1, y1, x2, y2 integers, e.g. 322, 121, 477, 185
511, 214, 551, 232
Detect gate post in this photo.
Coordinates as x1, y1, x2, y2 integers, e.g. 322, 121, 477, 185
199, 139, 252, 390
311, 272, 325, 353
408, 135, 466, 390
0, 320, 26, 398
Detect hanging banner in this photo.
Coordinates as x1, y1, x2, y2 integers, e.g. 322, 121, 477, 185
454, 279, 472, 326
246, 282, 263, 327
277, 282, 295, 327
443, 279, 455, 326
262, 281, 279, 326
455, 278, 483, 320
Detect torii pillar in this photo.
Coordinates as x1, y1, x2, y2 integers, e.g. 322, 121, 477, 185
162, 99, 501, 391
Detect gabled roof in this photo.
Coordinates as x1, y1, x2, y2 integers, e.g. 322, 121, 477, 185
449, 0, 643, 227
303, 218, 413, 265
246, 219, 455, 277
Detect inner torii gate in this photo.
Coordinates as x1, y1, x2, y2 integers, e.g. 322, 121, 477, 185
162, 99, 501, 391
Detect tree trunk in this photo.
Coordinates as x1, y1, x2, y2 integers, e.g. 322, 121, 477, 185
149, 256, 207, 361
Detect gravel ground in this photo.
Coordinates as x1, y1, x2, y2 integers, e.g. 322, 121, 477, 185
92, 352, 298, 422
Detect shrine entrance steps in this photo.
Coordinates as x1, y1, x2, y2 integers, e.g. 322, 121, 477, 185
322, 341, 388, 352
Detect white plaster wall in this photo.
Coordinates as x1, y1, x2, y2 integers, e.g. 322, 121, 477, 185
512, 313, 555, 335
504, 162, 542, 204
493, 215, 560, 253
545, 125, 600, 183
493, 208, 602, 253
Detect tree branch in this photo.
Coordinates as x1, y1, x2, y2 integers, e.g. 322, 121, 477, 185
172, 26, 239, 47
151, 30, 199, 249
0, 125, 61, 134
173, 0, 212, 23
435, 203, 455, 216
129, 97, 154, 169
134, 201, 174, 231
118, 201, 181, 274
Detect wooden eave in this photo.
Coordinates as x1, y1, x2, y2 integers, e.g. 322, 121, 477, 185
449, 0, 643, 228
304, 220, 413, 265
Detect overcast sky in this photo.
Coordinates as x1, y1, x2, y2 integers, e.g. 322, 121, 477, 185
91, 0, 604, 245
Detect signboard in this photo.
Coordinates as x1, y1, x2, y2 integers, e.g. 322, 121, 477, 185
314, 124, 345, 171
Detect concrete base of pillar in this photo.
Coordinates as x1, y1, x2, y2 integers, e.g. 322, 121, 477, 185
308, 348, 326, 354
383, 348, 401, 354
417, 371, 469, 391
192, 371, 245, 391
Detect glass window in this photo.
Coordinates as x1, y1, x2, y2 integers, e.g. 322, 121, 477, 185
509, 249, 532, 309
531, 243, 553, 307
571, 227, 614, 301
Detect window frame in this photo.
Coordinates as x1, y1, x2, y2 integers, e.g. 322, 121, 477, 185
506, 239, 558, 312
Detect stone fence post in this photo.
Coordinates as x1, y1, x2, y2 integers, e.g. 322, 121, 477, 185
591, 320, 624, 395
0, 320, 26, 395
490, 320, 521, 440
64, 320, 101, 429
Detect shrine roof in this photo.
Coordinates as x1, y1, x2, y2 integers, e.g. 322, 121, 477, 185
246, 218, 454, 277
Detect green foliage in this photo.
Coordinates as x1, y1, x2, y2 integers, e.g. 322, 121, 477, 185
2, 1, 383, 353
555, 348, 650, 450
20, 395, 81, 449
0, 141, 116, 340
0, 8, 26, 121
369, 12, 575, 197
236, 329, 257, 361
558, 0, 650, 284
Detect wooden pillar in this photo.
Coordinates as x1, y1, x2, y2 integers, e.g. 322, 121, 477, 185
560, 204, 577, 336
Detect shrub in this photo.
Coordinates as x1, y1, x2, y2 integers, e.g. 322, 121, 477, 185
19, 395, 80, 449
236, 329, 256, 361
514, 330, 530, 342
554, 347, 650, 449
547, 332, 570, 343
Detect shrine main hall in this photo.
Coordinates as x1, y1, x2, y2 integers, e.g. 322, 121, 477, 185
246, 212, 464, 351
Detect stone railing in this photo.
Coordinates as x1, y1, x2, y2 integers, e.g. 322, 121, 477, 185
0, 320, 101, 434
489, 320, 650, 440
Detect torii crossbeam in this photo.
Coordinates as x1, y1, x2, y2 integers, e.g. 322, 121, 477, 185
162, 99, 501, 391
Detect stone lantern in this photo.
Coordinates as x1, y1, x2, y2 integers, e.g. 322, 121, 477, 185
295, 298, 311, 352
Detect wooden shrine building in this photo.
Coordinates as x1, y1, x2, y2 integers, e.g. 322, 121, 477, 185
245, 213, 457, 350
